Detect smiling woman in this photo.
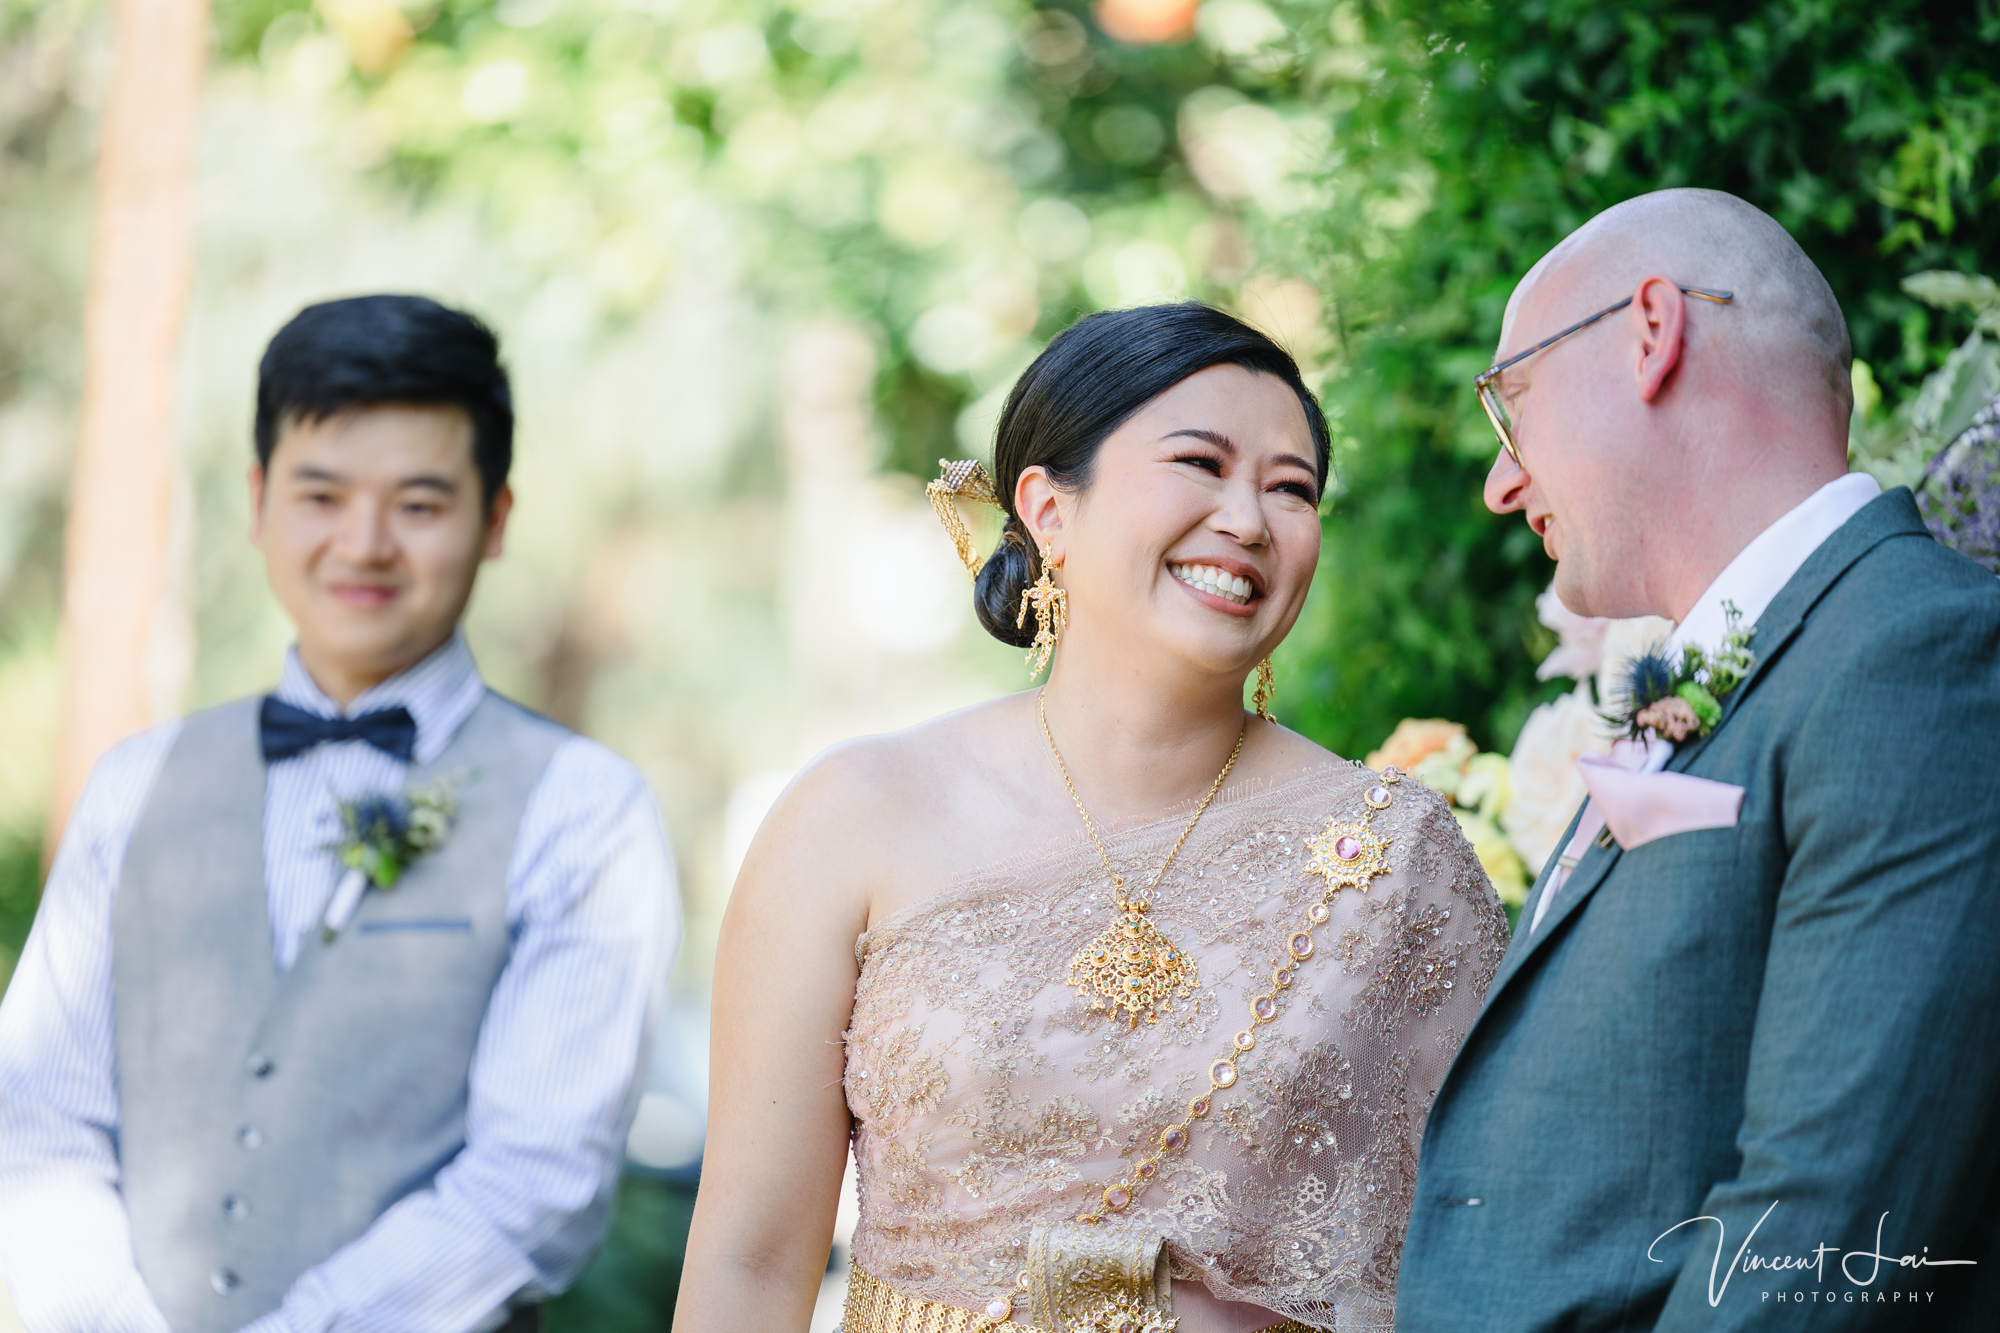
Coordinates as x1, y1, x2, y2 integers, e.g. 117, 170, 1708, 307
971, 302, 1329, 659
674, 303, 1509, 1332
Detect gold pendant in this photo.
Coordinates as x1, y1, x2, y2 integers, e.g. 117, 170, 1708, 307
1067, 906, 1199, 1028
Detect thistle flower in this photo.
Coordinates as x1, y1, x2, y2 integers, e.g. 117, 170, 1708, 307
322, 775, 466, 936
1604, 606, 1754, 740
346, 794, 410, 844
1593, 614, 1678, 708
1620, 651, 1677, 712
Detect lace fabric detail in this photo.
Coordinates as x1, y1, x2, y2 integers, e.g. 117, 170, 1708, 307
845, 763, 1509, 1330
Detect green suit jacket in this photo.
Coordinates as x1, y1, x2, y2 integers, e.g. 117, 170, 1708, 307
1398, 489, 2000, 1330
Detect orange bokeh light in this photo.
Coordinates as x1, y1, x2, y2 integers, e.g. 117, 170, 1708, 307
1094, 0, 1199, 46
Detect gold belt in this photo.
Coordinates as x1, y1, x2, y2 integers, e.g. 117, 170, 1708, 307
841, 1266, 1320, 1333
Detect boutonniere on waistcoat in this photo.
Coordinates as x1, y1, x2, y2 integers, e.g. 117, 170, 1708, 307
1606, 601, 1758, 743
321, 775, 465, 941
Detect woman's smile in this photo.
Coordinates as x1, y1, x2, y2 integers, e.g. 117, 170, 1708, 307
1169, 558, 1261, 612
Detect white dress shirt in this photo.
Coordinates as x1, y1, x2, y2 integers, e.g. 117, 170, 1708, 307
1529, 472, 1883, 934
0, 633, 680, 1333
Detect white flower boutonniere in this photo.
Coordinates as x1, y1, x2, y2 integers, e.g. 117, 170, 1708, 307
320, 776, 464, 941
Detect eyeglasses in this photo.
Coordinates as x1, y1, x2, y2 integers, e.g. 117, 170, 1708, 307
1474, 287, 1733, 467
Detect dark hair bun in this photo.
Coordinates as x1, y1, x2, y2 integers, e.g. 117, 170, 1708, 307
975, 524, 1037, 648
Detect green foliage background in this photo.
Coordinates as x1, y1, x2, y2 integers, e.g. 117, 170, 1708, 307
1272, 0, 2000, 759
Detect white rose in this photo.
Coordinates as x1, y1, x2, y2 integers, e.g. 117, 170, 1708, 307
1503, 685, 1614, 875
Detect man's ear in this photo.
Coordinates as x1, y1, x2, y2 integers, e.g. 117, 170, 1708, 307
1014, 466, 1064, 563
248, 462, 267, 547
1632, 276, 1687, 403
483, 483, 514, 560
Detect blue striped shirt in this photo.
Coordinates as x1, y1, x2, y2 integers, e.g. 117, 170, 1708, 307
0, 634, 679, 1332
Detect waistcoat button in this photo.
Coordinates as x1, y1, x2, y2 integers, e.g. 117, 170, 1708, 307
210, 1268, 240, 1294
223, 1195, 250, 1222
236, 1125, 263, 1151
247, 1053, 275, 1078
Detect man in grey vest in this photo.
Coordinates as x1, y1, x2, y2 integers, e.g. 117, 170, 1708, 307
1396, 190, 2000, 1328
0, 296, 679, 1332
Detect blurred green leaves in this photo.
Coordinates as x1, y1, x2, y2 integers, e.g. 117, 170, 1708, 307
218, 0, 1326, 477
0, 834, 38, 995
1851, 268, 2000, 493
1272, 0, 2000, 760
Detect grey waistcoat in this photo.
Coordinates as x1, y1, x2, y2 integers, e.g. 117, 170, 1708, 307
113, 691, 568, 1333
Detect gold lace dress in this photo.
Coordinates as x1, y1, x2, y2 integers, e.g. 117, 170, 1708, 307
843, 761, 1510, 1332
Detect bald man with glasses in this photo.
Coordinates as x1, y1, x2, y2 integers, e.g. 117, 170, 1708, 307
1396, 189, 2000, 1330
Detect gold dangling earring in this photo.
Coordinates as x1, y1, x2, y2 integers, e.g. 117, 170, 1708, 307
1016, 548, 1068, 679
1252, 658, 1277, 723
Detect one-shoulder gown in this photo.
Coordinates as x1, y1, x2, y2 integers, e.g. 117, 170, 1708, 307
841, 762, 1510, 1331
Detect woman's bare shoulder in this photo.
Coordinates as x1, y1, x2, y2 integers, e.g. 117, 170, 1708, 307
1262, 718, 1345, 765
1236, 717, 1349, 788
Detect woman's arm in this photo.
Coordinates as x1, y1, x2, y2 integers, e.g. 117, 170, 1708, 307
674, 745, 887, 1331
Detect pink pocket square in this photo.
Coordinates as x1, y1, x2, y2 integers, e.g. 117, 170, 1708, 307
1576, 754, 1745, 850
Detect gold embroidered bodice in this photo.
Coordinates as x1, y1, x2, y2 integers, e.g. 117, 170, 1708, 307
844, 762, 1510, 1331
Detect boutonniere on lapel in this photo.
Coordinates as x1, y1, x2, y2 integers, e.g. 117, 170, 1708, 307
321, 776, 464, 942
1607, 601, 1758, 743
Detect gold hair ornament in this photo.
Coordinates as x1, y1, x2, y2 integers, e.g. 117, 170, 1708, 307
925, 458, 1069, 680
925, 458, 1002, 582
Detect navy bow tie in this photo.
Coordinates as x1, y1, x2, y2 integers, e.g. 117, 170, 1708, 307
259, 697, 419, 764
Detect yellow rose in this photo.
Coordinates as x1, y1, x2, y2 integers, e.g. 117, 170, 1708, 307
1455, 809, 1529, 907
1456, 751, 1513, 820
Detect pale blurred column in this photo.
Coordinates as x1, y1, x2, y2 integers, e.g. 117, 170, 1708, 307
778, 320, 977, 758
778, 321, 884, 740
44, 0, 209, 859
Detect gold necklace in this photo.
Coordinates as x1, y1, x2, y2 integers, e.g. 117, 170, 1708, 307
1040, 688, 1246, 1029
